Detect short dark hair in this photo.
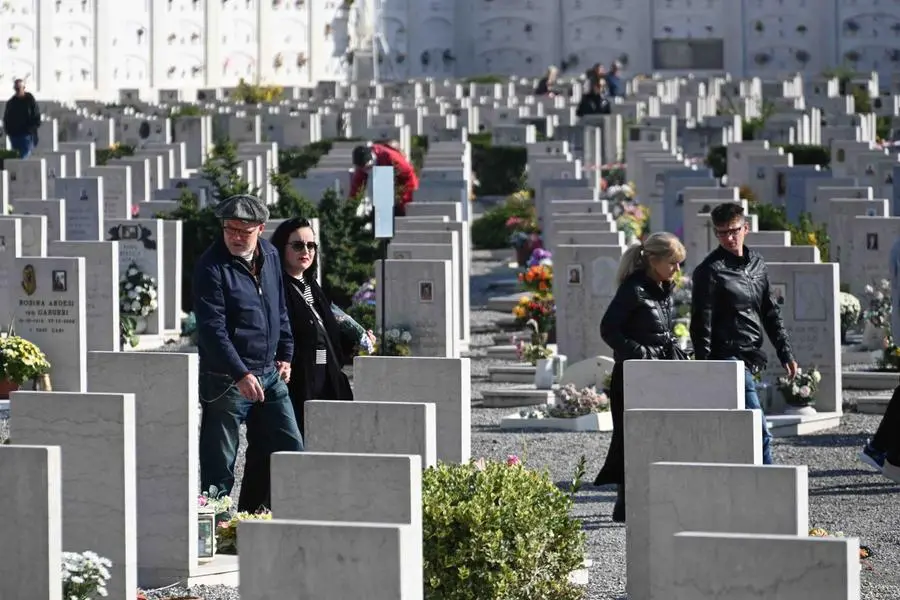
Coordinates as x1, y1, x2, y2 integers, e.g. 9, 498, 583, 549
270, 217, 318, 279
710, 202, 745, 226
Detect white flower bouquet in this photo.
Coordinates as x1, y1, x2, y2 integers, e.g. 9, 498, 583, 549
776, 366, 821, 407
62, 550, 112, 600
119, 261, 158, 317
862, 280, 891, 329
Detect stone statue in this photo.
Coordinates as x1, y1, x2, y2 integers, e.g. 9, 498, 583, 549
349, 0, 375, 52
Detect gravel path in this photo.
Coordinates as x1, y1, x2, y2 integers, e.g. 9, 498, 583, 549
4, 250, 899, 599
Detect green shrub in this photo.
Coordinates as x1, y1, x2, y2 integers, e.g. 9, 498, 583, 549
318, 188, 379, 307
471, 191, 535, 249
423, 459, 585, 600
0, 149, 20, 170
464, 75, 508, 85
96, 144, 135, 165
469, 135, 527, 196
748, 201, 831, 261
344, 302, 375, 332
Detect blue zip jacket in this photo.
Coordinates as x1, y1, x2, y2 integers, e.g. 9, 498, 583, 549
193, 236, 293, 381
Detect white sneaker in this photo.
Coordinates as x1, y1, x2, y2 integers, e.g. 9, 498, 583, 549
883, 458, 900, 484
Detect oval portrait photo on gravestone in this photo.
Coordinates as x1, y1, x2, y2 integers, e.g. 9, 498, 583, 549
21, 264, 36, 296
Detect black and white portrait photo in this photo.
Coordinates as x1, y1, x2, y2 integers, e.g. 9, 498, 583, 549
867, 233, 879, 251
52, 270, 67, 292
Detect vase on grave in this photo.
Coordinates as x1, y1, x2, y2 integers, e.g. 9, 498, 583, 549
779, 388, 817, 415
862, 322, 886, 351
534, 358, 554, 389
32, 373, 51, 391
197, 509, 216, 563
0, 379, 18, 399
133, 315, 148, 335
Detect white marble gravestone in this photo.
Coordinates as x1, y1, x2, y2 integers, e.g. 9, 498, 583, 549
12, 256, 87, 392
48, 241, 120, 351
56, 177, 104, 241
11, 391, 138, 600
0, 445, 63, 600
11, 199, 65, 242
552, 244, 626, 363
0, 219, 22, 326
105, 219, 165, 335
375, 259, 454, 358
762, 263, 841, 415
83, 165, 133, 221
0, 214, 47, 257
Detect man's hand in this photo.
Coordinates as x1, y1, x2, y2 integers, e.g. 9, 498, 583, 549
276, 360, 291, 383
236, 373, 265, 402
784, 360, 799, 379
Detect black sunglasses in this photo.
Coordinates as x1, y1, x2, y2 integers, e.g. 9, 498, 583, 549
288, 241, 318, 252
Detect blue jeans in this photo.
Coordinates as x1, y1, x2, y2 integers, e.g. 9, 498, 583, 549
199, 369, 303, 511
743, 367, 773, 465
8, 134, 34, 158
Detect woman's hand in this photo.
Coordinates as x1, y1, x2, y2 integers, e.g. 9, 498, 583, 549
366, 329, 377, 346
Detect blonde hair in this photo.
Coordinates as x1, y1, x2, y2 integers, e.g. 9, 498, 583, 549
615, 232, 686, 285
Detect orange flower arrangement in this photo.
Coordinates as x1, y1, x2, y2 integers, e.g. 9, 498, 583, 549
517, 264, 553, 294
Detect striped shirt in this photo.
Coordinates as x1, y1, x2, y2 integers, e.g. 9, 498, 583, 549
293, 275, 327, 365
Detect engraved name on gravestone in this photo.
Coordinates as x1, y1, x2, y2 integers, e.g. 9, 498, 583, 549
13, 256, 87, 392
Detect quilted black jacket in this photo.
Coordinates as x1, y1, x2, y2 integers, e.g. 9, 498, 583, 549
600, 270, 676, 363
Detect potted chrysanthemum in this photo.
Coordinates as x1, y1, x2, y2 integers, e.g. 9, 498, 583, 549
0, 326, 52, 398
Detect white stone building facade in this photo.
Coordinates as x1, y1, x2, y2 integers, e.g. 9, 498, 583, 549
0, 0, 896, 97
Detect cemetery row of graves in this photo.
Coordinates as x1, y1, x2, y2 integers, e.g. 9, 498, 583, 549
2, 73, 899, 599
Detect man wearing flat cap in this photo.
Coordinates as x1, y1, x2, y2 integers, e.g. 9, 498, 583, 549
194, 193, 302, 512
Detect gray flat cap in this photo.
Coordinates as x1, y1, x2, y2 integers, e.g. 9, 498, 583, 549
214, 194, 270, 223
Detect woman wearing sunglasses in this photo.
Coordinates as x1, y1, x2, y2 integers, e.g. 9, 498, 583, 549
268, 218, 375, 433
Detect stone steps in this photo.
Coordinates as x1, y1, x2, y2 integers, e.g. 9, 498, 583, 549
766, 412, 843, 437
841, 370, 898, 391
485, 345, 520, 360
488, 364, 536, 383
486, 292, 529, 313
480, 386, 555, 408
856, 393, 891, 415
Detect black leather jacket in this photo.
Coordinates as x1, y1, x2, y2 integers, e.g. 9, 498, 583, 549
690, 245, 794, 372
600, 271, 676, 363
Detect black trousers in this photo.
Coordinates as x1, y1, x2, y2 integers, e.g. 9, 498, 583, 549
873, 383, 900, 462
594, 361, 625, 485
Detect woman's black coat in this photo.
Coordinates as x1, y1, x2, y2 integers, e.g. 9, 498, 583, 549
600, 270, 676, 363
283, 273, 353, 434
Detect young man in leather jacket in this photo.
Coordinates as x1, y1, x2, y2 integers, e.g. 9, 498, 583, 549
690, 203, 798, 465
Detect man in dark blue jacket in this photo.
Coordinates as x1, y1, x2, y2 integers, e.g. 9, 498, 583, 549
194, 193, 302, 511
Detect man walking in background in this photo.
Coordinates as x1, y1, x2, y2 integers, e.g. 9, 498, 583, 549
690, 203, 798, 465
2, 79, 40, 158
194, 193, 302, 512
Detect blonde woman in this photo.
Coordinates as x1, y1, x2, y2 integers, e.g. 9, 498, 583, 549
592, 232, 687, 522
